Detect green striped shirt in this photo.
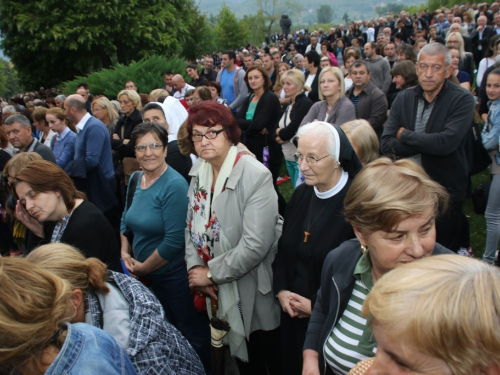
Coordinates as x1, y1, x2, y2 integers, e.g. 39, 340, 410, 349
324, 253, 377, 374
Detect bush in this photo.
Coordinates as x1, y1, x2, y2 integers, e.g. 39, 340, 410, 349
61, 56, 188, 99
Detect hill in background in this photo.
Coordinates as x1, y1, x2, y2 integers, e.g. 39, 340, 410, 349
198, 0, 425, 26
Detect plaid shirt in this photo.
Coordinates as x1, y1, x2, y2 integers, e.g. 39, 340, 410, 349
86, 271, 205, 375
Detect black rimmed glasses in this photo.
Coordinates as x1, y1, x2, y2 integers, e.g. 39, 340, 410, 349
192, 129, 225, 142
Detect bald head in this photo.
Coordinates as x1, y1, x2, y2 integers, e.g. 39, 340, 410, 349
172, 74, 185, 91
64, 94, 87, 123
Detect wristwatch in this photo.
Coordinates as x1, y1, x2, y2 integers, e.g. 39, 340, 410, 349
207, 270, 215, 284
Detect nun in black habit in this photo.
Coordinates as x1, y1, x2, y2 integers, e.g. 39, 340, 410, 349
272, 121, 362, 375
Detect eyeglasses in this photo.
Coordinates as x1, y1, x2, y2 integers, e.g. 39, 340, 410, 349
134, 142, 163, 153
294, 152, 330, 164
192, 129, 225, 142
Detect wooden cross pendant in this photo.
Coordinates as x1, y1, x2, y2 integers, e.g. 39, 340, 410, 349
304, 231, 310, 243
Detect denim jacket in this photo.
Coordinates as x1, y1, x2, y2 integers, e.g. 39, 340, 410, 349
482, 98, 500, 164
45, 322, 137, 375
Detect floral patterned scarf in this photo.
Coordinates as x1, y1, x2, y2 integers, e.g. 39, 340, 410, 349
188, 146, 248, 361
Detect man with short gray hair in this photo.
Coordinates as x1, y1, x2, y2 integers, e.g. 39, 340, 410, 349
54, 95, 66, 108
381, 43, 475, 253
4, 114, 55, 162
293, 54, 305, 73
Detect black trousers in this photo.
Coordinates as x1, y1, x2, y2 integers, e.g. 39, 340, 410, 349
436, 200, 468, 252
235, 328, 281, 375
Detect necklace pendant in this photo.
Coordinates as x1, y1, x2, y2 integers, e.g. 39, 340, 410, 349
304, 231, 310, 243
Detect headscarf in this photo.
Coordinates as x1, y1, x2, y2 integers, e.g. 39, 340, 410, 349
144, 97, 188, 141
299, 121, 362, 180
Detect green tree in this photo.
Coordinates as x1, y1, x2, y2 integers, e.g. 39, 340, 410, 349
241, 11, 268, 45
215, 5, 248, 50
0, 0, 204, 89
342, 12, 351, 24
255, 0, 301, 37
316, 5, 333, 24
0, 60, 23, 98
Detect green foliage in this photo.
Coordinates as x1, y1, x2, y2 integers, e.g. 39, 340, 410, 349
0, 60, 23, 98
241, 14, 266, 46
215, 5, 248, 50
0, 0, 204, 89
61, 56, 187, 99
375, 2, 405, 16
316, 4, 334, 24
182, 11, 217, 58
342, 12, 351, 24
256, 0, 302, 36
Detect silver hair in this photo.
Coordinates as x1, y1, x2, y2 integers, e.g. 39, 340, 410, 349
296, 121, 337, 162
293, 54, 304, 62
2, 105, 16, 115
55, 94, 66, 102
417, 42, 451, 66
4, 114, 31, 128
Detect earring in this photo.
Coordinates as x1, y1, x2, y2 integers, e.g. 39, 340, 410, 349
361, 245, 368, 254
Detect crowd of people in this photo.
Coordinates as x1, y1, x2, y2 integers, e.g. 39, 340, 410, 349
1, 2, 500, 375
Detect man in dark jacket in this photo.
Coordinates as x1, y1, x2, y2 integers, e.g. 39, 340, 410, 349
4, 114, 55, 162
381, 43, 475, 252
345, 61, 388, 138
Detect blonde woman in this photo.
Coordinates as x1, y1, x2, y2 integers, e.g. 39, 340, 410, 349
113, 89, 143, 160
362, 255, 500, 374
0, 257, 136, 374
27, 243, 205, 375
446, 31, 474, 82
148, 88, 169, 103
341, 119, 380, 165
300, 67, 355, 127
92, 96, 120, 136
275, 69, 313, 188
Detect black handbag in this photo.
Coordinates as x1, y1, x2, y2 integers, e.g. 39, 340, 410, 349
122, 172, 140, 245
471, 181, 491, 214
467, 122, 491, 176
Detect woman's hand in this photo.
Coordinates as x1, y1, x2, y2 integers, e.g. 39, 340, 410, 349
122, 139, 130, 145
277, 290, 299, 318
276, 136, 289, 145
120, 234, 134, 274
195, 285, 219, 300
302, 350, 320, 375
14, 200, 43, 237
289, 293, 312, 318
121, 252, 134, 274
112, 133, 120, 140
188, 266, 213, 288
128, 258, 148, 277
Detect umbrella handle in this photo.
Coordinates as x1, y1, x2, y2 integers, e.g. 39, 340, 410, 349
210, 296, 218, 316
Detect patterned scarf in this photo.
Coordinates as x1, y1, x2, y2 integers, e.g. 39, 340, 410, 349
188, 145, 248, 361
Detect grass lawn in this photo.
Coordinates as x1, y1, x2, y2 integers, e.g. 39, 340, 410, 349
278, 161, 492, 260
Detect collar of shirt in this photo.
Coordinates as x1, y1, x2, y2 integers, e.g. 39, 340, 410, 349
353, 252, 374, 290
76, 112, 92, 132
57, 126, 72, 140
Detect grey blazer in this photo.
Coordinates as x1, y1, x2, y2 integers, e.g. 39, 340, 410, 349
300, 96, 356, 127
185, 155, 282, 338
